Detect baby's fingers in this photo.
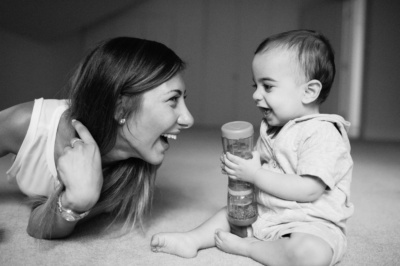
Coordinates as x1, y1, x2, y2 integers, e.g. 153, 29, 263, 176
220, 159, 227, 174
225, 152, 243, 164
220, 154, 225, 163
222, 163, 236, 177
224, 153, 239, 168
252, 150, 261, 160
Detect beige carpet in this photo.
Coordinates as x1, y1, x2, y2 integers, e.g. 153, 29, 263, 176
1, 127, 399, 266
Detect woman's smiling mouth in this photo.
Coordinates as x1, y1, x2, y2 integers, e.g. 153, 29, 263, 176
160, 133, 177, 144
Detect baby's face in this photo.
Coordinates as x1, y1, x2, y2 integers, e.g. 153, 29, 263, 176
252, 48, 308, 127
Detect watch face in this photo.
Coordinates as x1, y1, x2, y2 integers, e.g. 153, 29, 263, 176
57, 194, 90, 222
61, 211, 79, 222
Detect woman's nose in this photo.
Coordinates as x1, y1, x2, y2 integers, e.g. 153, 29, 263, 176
178, 103, 194, 129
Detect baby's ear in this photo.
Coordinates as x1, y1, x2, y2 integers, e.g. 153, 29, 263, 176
302, 79, 322, 104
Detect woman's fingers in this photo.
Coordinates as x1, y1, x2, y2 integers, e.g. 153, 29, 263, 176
71, 119, 96, 144
70, 137, 84, 148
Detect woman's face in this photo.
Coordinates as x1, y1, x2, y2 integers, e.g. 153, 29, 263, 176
117, 73, 194, 165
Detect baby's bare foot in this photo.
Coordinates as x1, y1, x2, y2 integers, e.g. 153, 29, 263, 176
151, 232, 198, 258
214, 229, 257, 257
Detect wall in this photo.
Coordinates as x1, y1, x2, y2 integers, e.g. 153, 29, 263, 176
0, 29, 82, 110
82, 0, 304, 128
300, 1, 344, 117
2, 0, 400, 141
362, 0, 400, 141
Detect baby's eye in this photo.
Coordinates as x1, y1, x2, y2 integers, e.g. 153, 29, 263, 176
263, 84, 273, 91
251, 84, 257, 89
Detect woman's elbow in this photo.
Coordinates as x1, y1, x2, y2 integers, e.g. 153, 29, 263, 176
26, 224, 46, 239
26, 224, 70, 240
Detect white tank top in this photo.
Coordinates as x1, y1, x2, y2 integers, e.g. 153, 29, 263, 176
7, 98, 69, 197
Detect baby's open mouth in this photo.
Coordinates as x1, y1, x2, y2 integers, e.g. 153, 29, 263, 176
259, 107, 272, 117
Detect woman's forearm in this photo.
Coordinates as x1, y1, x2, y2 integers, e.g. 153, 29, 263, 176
27, 193, 78, 239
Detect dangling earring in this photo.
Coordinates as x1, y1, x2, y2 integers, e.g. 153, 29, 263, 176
119, 118, 126, 125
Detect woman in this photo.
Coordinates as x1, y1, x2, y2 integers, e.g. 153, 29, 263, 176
0, 37, 194, 239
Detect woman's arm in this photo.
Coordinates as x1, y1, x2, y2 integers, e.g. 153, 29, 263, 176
0, 101, 33, 157
0, 104, 103, 239
0, 102, 76, 238
27, 189, 106, 239
27, 190, 79, 239
27, 194, 108, 239
27, 120, 103, 239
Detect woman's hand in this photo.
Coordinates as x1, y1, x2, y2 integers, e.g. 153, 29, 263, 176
56, 119, 103, 213
221, 151, 262, 183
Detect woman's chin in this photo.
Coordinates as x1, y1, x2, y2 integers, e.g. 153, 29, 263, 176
144, 153, 165, 166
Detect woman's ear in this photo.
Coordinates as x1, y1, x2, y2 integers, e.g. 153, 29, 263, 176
302, 79, 322, 104
114, 95, 125, 122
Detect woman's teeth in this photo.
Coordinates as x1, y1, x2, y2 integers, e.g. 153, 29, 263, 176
161, 134, 177, 140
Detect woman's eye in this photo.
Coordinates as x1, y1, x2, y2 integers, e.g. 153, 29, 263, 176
169, 96, 179, 105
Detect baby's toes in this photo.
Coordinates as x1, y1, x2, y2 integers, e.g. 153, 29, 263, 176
150, 234, 164, 249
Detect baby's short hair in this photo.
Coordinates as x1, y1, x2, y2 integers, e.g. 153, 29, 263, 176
255, 29, 335, 104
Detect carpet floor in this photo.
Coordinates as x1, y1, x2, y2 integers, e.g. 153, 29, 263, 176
1, 127, 399, 266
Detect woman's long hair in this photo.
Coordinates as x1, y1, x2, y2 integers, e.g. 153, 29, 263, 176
30, 37, 185, 238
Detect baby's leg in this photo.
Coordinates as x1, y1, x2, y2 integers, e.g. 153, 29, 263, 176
151, 207, 230, 258
215, 231, 332, 266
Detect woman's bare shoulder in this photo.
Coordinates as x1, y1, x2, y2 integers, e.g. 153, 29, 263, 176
0, 101, 34, 156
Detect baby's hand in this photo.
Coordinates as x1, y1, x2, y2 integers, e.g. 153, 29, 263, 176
221, 151, 261, 183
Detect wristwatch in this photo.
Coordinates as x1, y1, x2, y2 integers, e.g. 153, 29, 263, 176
57, 193, 91, 222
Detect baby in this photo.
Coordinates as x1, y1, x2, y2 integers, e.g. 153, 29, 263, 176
151, 29, 354, 266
